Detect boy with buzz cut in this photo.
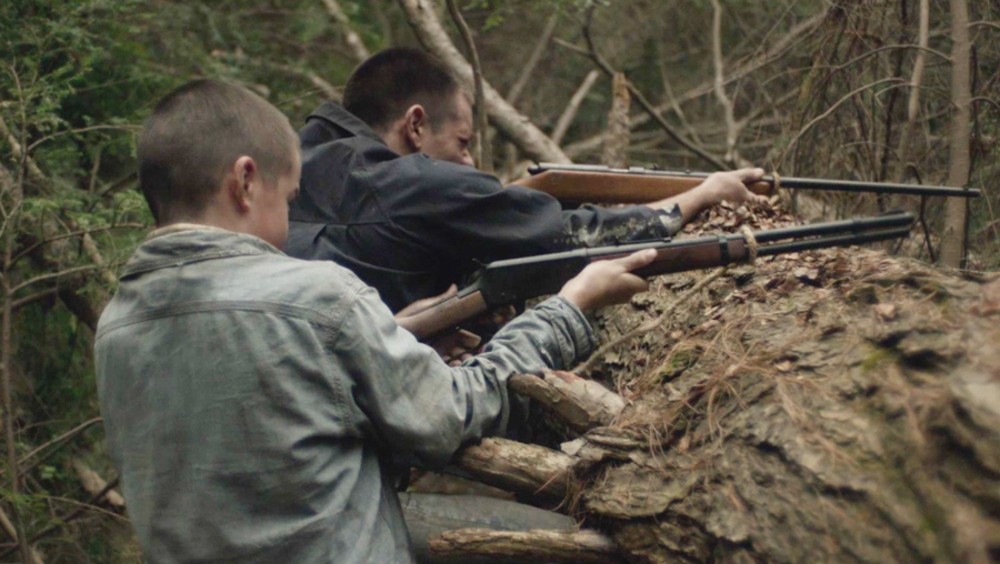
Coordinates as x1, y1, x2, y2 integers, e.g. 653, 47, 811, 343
95, 78, 657, 563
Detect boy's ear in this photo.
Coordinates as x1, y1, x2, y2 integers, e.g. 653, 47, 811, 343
226, 156, 257, 212
402, 104, 427, 152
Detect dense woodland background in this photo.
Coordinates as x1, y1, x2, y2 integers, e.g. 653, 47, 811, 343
1, 0, 998, 561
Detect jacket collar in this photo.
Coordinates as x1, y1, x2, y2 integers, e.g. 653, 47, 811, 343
121, 225, 282, 279
306, 102, 385, 144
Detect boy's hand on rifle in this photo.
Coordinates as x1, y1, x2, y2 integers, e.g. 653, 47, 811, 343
649, 167, 768, 223
700, 167, 768, 205
558, 249, 657, 311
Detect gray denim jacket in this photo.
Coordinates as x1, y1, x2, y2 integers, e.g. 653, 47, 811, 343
94, 227, 596, 563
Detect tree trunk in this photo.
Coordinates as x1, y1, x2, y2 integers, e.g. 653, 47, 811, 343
939, 0, 972, 267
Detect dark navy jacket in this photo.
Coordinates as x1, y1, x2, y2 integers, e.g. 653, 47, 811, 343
286, 102, 675, 312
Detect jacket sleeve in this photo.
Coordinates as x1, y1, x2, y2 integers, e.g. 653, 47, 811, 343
332, 282, 596, 468
398, 158, 674, 263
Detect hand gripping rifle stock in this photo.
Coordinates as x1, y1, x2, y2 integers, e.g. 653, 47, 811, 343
515, 163, 981, 203
397, 212, 915, 341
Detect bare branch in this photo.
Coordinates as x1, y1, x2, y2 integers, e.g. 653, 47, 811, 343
19, 417, 102, 470
562, 10, 827, 159
893, 0, 930, 183
0, 476, 121, 561
398, 0, 570, 163
11, 223, 144, 266
10, 288, 57, 311
776, 78, 906, 168
968, 20, 1000, 32
710, 0, 739, 166
0, 114, 44, 182
26, 125, 140, 154
322, 0, 371, 63
581, 7, 727, 170
10, 264, 105, 295
446, 0, 492, 172
506, 13, 560, 106
551, 70, 600, 145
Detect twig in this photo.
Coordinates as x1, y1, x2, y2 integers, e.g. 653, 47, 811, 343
893, 0, 930, 184
581, 6, 727, 170
506, 13, 560, 106
710, 0, 739, 166
10, 264, 105, 295
560, 10, 827, 160
0, 87, 32, 563
446, 0, 492, 172
574, 268, 728, 374
18, 417, 102, 473
0, 477, 121, 560
777, 77, 906, 168
322, 0, 371, 63
11, 223, 144, 266
10, 288, 57, 312
551, 70, 600, 145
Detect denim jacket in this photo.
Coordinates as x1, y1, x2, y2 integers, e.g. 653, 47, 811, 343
94, 227, 596, 563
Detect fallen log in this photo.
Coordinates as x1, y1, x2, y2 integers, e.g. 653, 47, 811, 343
449, 201, 1000, 562
509, 372, 625, 434
455, 438, 576, 500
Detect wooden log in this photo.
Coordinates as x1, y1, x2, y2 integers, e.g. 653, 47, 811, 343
454, 438, 576, 499
429, 528, 624, 564
509, 371, 625, 434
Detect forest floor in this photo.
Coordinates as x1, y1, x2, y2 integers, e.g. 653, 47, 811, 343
572, 200, 1000, 562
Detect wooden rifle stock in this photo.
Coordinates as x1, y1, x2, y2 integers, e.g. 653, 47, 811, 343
397, 290, 490, 341
395, 212, 914, 341
513, 163, 980, 203
515, 168, 772, 203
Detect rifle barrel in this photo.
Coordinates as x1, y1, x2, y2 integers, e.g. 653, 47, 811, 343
749, 212, 914, 243
776, 176, 978, 198
757, 226, 913, 256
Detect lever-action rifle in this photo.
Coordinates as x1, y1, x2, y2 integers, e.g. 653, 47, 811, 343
515, 163, 981, 203
398, 212, 915, 340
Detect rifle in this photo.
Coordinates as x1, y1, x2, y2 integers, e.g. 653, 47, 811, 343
515, 163, 981, 203
398, 212, 915, 340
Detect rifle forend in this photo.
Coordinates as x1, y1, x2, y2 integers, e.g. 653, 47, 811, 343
397, 212, 916, 340
515, 163, 981, 203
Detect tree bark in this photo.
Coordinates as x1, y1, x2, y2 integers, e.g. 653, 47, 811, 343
939, 0, 972, 267
397, 0, 571, 164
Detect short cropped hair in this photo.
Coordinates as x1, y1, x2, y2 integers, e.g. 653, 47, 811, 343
138, 79, 298, 224
343, 47, 463, 132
